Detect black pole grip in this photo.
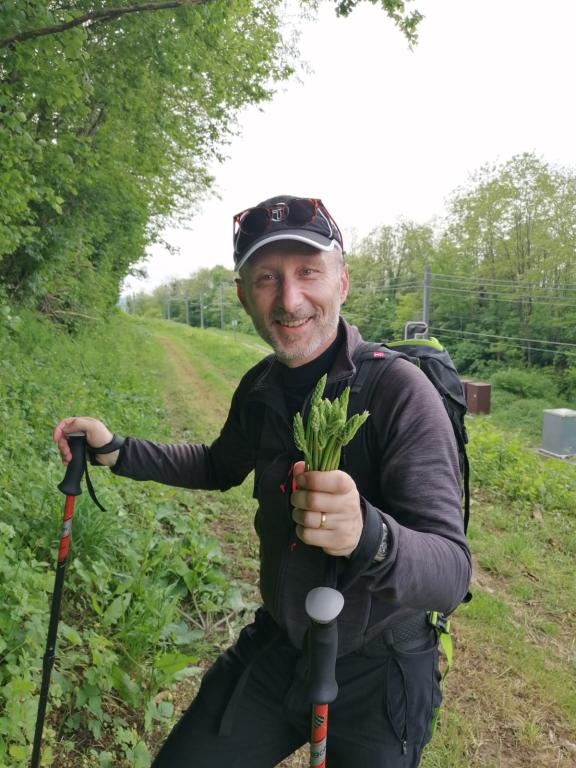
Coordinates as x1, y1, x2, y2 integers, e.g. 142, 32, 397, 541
57, 433, 85, 496
305, 587, 344, 705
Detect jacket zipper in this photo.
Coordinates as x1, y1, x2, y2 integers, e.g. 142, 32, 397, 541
273, 461, 298, 617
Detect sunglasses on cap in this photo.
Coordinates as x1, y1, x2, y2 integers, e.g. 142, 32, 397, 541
233, 197, 343, 262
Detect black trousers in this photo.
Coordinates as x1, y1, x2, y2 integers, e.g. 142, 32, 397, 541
152, 609, 441, 768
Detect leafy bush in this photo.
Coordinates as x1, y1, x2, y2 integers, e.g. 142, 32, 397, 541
556, 365, 576, 401
490, 367, 556, 399
446, 340, 481, 375
467, 418, 576, 514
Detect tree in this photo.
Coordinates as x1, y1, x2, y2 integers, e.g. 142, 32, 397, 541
335, 154, 576, 373
431, 153, 576, 369
0, 0, 423, 321
0, 0, 295, 319
0, 0, 423, 49
128, 265, 255, 331
344, 220, 433, 339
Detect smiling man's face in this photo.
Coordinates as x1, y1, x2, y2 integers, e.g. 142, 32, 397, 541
236, 242, 349, 367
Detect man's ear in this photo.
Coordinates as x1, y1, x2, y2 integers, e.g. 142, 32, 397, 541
235, 277, 249, 314
340, 264, 350, 305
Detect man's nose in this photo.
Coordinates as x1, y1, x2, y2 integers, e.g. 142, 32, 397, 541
277, 278, 303, 313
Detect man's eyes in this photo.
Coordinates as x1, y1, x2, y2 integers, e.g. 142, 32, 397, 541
254, 273, 277, 284
253, 268, 321, 285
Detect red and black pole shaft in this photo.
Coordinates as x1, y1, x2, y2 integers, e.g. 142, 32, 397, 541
31, 432, 86, 768
305, 587, 344, 768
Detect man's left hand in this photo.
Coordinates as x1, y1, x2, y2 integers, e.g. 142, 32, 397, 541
290, 460, 363, 557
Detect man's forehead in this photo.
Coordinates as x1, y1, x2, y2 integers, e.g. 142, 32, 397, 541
246, 242, 327, 269
255, 240, 322, 258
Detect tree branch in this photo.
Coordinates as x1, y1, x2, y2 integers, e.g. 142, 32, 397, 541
0, 0, 209, 49
47, 309, 101, 320
78, 105, 106, 137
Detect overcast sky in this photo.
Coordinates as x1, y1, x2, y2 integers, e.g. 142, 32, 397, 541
122, 0, 576, 295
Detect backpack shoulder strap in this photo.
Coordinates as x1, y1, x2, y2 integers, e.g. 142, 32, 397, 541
351, 340, 472, 544
350, 342, 407, 402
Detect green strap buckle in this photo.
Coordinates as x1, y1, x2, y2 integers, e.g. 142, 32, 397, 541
428, 610, 451, 635
428, 611, 454, 736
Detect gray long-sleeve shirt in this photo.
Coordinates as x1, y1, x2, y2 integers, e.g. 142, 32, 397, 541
113, 321, 471, 653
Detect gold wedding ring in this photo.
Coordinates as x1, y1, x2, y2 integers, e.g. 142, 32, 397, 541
319, 512, 327, 529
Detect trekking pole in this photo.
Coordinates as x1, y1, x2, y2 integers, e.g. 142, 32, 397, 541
304, 587, 344, 768
31, 432, 86, 768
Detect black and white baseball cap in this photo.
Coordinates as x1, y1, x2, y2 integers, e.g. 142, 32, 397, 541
233, 195, 344, 271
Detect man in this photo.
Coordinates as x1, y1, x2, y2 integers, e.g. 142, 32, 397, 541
54, 195, 471, 767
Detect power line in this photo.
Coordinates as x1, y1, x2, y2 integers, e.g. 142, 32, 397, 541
431, 273, 576, 291
430, 327, 576, 359
348, 280, 420, 290
431, 327, 576, 349
352, 274, 576, 299
428, 285, 576, 308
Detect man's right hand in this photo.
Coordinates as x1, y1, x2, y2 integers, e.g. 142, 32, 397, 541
53, 417, 119, 467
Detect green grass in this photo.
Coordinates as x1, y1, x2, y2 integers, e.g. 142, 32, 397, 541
422, 409, 576, 765
488, 390, 571, 444
480, 364, 575, 445
0, 312, 254, 767
2, 312, 576, 766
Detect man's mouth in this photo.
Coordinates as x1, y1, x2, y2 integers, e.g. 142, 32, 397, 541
275, 317, 311, 328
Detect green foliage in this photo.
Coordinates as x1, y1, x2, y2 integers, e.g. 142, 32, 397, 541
556, 366, 576, 400
0, 0, 425, 318
127, 265, 260, 336
467, 419, 576, 514
429, 154, 576, 370
333, 0, 423, 42
343, 220, 432, 340
489, 392, 557, 444
489, 367, 555, 399
340, 153, 576, 375
0, 0, 296, 316
0, 311, 238, 765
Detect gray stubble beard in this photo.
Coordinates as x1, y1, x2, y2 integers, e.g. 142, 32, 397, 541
252, 304, 341, 365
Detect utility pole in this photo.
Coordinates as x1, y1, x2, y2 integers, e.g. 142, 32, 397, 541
422, 266, 431, 331
200, 294, 205, 329
184, 296, 190, 326
166, 298, 171, 320
220, 282, 225, 330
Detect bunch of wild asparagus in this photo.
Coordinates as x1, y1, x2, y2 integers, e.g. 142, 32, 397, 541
293, 374, 369, 471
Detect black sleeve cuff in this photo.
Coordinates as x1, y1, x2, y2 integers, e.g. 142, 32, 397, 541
337, 497, 386, 591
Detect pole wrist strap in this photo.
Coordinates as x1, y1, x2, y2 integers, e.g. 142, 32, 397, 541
87, 434, 125, 466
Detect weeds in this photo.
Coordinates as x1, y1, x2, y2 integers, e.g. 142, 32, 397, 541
0, 312, 238, 766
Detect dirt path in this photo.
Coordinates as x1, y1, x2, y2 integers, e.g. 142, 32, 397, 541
157, 335, 231, 430
151, 333, 309, 766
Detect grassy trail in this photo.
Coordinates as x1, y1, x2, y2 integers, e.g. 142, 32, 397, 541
148, 320, 576, 768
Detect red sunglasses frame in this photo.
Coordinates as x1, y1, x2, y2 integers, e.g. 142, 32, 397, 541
232, 198, 342, 249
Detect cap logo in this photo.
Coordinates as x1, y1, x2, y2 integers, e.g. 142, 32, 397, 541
270, 204, 288, 222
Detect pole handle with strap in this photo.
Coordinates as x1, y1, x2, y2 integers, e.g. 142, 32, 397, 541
305, 587, 344, 768
56, 432, 86, 496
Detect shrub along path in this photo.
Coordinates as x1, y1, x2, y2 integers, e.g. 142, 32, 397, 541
148, 320, 576, 768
